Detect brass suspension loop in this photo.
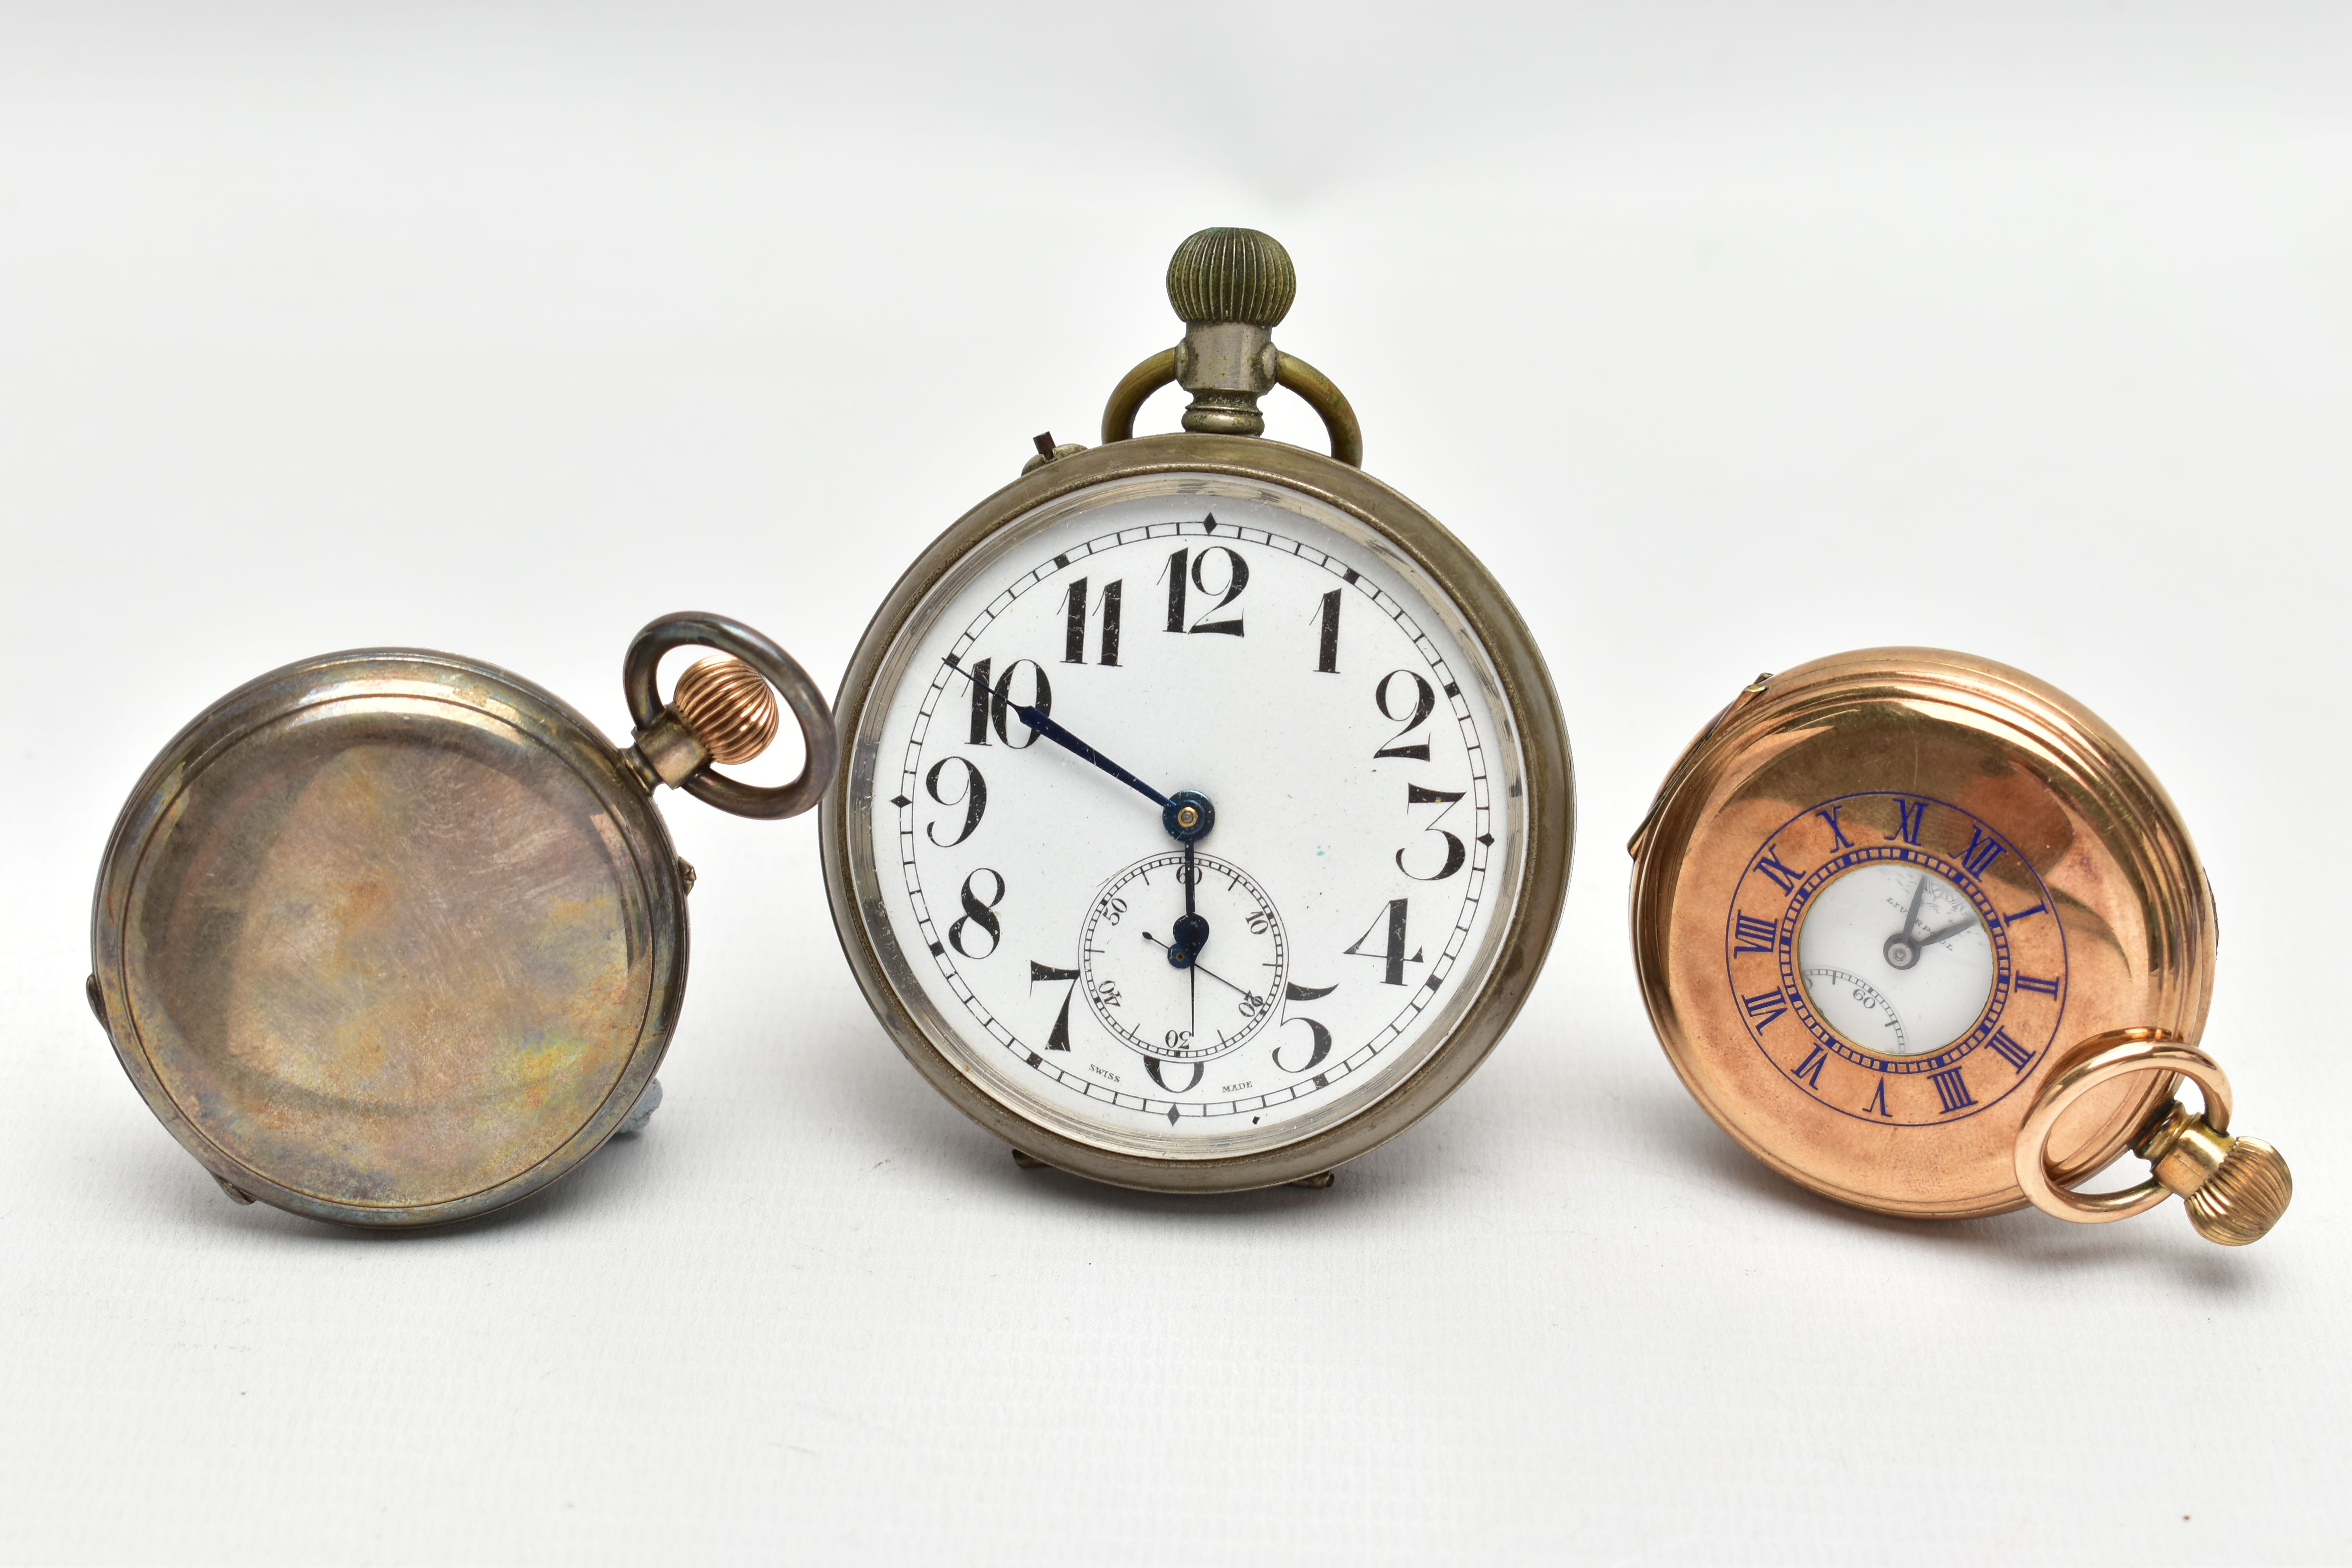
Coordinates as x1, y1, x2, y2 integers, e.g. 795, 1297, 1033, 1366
2013, 1028, 2292, 1244
1099, 348, 1365, 468
1100, 349, 1178, 447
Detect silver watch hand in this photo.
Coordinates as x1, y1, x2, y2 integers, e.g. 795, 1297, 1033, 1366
1911, 910, 1980, 949
1902, 872, 1930, 941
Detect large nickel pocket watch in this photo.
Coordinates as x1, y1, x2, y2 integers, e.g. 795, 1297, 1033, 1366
1629, 648, 2289, 1244
88, 612, 835, 1227
822, 229, 1573, 1192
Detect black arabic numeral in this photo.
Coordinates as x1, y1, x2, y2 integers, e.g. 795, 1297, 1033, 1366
1345, 897, 1424, 986
1161, 540, 1249, 636
1313, 587, 1341, 673
1096, 580, 1122, 665
1061, 577, 1123, 666
1373, 670, 1436, 761
1273, 1016, 1332, 1075
1398, 783, 1467, 880
924, 756, 988, 848
1061, 577, 1088, 664
1146, 1057, 1205, 1094
989, 659, 1052, 748
1187, 545, 1247, 635
1162, 546, 1187, 632
949, 868, 1005, 959
964, 655, 992, 746
1029, 959, 1080, 1050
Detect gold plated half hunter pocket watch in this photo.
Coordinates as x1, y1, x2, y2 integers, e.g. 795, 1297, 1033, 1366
822, 229, 1573, 1192
1629, 648, 2289, 1243
88, 613, 836, 1227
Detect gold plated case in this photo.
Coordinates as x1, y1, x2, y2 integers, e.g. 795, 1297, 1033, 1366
821, 231, 1573, 1193
88, 613, 835, 1227
1629, 648, 2287, 1243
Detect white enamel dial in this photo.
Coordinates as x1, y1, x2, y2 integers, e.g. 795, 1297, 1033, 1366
1796, 862, 1994, 1056
860, 474, 1523, 1154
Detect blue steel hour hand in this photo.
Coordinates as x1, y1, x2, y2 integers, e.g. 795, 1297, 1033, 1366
1170, 841, 1209, 970
942, 656, 1214, 846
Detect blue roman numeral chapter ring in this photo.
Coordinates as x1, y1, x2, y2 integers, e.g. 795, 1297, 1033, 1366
1724, 791, 2071, 1130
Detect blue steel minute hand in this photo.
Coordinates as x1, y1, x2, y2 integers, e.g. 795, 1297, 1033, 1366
944, 656, 1215, 967
942, 656, 1172, 812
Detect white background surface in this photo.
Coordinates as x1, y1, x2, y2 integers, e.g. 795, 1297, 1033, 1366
3, 5, 2347, 1563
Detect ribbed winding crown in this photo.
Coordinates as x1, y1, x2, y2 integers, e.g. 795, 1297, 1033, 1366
2185, 1138, 2293, 1246
1166, 228, 1296, 327
672, 655, 779, 766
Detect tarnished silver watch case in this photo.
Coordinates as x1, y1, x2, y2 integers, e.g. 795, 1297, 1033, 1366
820, 229, 1575, 1194
87, 612, 834, 1228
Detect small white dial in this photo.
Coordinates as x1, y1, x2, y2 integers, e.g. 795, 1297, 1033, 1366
1800, 967, 1908, 1055
1079, 851, 1287, 1067
1796, 862, 1993, 1056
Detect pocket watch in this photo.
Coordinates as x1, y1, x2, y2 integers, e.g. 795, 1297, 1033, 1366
822, 229, 1573, 1192
87, 612, 835, 1227
1629, 647, 2290, 1244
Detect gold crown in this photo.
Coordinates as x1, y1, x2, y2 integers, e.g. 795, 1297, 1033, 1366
2137, 1102, 2293, 1246
2184, 1138, 2292, 1246
672, 656, 779, 766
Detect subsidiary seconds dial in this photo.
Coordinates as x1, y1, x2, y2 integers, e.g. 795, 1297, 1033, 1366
1080, 851, 1289, 1072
